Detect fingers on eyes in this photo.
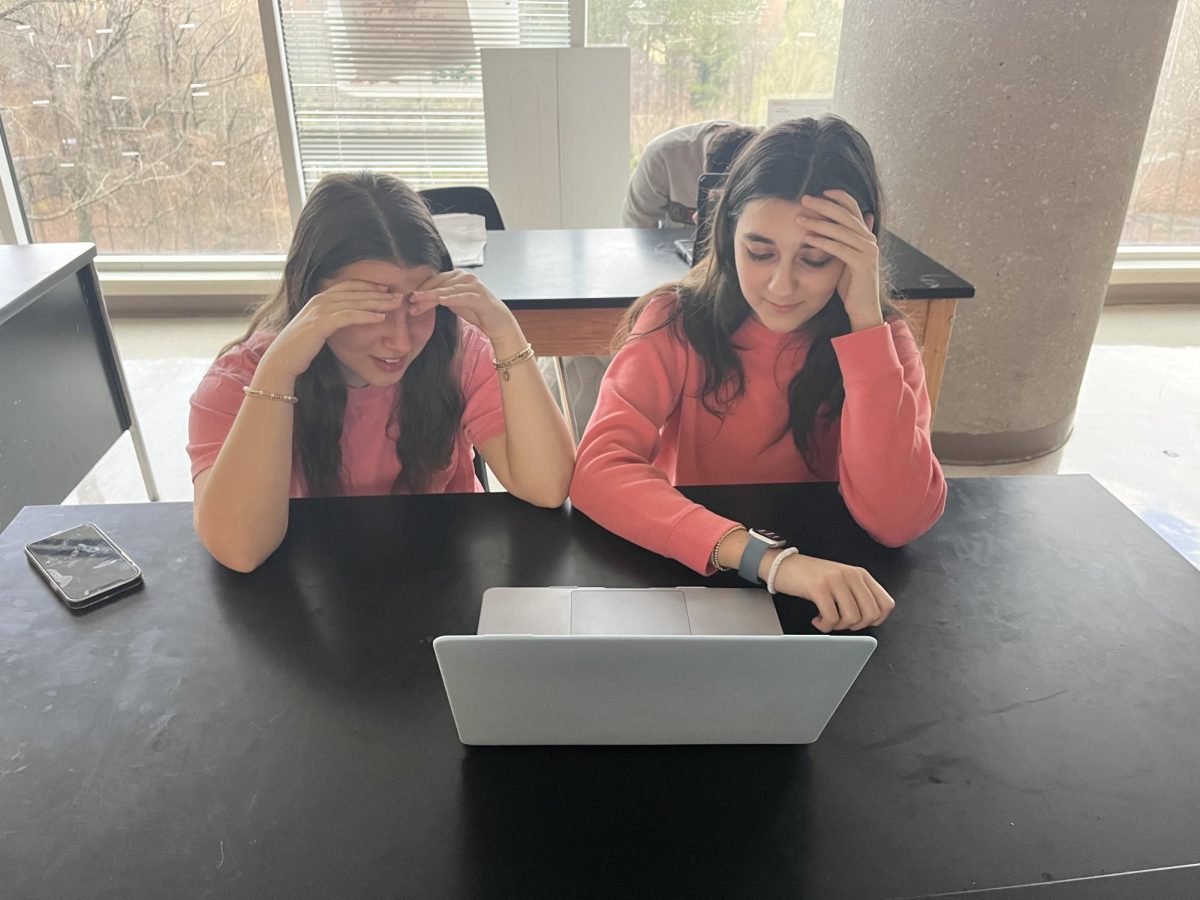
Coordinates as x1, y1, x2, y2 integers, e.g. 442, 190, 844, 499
326, 291, 405, 304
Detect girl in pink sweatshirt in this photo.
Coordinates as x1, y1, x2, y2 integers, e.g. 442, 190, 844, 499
189, 173, 575, 572
570, 117, 946, 633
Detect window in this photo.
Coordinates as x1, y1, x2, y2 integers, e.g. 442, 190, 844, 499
1122, 0, 1200, 247
588, 0, 844, 163
0, 0, 292, 253
277, 0, 571, 192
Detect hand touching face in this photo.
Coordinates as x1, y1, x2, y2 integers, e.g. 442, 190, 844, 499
734, 193, 878, 334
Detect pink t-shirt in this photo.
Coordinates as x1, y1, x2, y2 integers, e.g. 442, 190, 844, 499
187, 323, 506, 496
570, 292, 947, 574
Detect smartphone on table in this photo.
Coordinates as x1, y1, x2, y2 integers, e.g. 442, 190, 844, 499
25, 523, 143, 611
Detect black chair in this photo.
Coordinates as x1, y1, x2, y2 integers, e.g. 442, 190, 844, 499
419, 186, 505, 490
419, 186, 505, 231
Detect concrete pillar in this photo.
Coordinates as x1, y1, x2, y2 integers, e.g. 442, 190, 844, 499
834, 1, 1179, 463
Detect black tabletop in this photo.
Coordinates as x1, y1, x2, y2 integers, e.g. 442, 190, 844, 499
0, 242, 96, 325
474, 228, 974, 309
0, 476, 1196, 899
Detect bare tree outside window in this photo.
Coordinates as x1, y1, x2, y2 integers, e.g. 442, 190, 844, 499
588, 0, 844, 166
0, 0, 292, 253
1123, 0, 1200, 246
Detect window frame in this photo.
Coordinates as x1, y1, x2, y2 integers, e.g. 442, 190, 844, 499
3, 0, 1198, 294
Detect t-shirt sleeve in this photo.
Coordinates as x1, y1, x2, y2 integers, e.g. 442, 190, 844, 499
458, 324, 507, 448
186, 336, 267, 480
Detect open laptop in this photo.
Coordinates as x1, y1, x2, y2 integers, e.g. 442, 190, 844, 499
674, 172, 724, 266
433, 587, 876, 746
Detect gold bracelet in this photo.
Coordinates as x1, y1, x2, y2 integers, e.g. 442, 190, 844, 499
243, 385, 298, 405
711, 526, 747, 572
492, 343, 535, 382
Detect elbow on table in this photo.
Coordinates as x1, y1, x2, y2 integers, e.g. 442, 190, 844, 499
868, 526, 921, 549
201, 540, 273, 574
194, 519, 278, 573
520, 484, 570, 509
510, 470, 573, 509
865, 501, 947, 549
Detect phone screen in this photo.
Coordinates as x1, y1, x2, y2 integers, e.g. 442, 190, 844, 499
26, 524, 141, 605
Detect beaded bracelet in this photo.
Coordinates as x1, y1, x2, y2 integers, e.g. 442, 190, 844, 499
711, 526, 747, 572
243, 385, 298, 405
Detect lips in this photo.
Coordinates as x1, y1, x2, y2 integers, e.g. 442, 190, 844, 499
763, 298, 801, 314
370, 355, 408, 374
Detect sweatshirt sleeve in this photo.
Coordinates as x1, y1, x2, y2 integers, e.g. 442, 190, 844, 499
570, 296, 741, 574
621, 148, 670, 228
832, 319, 947, 546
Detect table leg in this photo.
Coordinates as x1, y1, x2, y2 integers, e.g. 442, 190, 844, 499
129, 421, 161, 501
920, 298, 958, 418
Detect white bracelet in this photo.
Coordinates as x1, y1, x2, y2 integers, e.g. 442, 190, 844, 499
766, 547, 800, 595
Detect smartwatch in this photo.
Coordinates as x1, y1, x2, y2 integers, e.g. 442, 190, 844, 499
737, 529, 788, 585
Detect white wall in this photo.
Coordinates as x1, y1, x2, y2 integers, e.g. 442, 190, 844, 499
482, 48, 630, 230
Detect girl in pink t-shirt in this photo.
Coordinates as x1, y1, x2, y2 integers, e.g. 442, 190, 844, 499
571, 117, 947, 633
189, 173, 575, 571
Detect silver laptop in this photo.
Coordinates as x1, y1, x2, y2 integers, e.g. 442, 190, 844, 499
433, 587, 876, 746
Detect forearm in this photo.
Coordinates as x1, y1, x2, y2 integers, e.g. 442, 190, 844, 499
194, 366, 298, 571
490, 331, 576, 507
834, 326, 946, 545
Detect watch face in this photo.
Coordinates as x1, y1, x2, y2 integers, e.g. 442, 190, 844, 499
751, 529, 786, 547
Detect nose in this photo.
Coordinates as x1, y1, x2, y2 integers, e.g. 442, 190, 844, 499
379, 307, 413, 355
766, 258, 798, 300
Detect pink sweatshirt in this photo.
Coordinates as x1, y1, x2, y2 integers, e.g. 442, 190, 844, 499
188, 323, 506, 496
570, 292, 947, 574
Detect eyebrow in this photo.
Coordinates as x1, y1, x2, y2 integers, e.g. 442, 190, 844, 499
742, 232, 825, 253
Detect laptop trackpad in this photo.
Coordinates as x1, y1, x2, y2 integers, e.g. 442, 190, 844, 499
570, 589, 691, 635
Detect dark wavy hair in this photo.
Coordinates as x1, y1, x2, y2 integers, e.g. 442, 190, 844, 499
704, 124, 762, 175
222, 171, 464, 495
616, 116, 900, 472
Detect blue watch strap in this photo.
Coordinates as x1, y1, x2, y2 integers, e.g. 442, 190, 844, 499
738, 534, 772, 585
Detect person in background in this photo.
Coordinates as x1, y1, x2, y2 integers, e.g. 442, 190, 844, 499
621, 121, 762, 229
573, 117, 947, 633
188, 172, 575, 573
555, 121, 762, 440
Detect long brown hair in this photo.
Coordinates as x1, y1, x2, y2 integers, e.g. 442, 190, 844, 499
224, 171, 464, 495
615, 116, 900, 471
